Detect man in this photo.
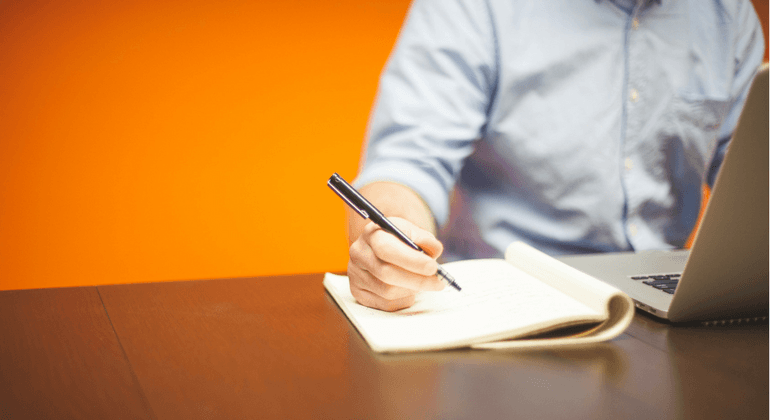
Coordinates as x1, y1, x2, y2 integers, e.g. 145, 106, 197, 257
346, 0, 765, 311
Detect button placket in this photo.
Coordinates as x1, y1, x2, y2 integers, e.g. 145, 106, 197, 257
623, 9, 646, 249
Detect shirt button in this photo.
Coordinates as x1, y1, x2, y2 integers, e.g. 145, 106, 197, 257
625, 158, 633, 171
630, 88, 639, 102
632, 18, 639, 30
628, 223, 638, 237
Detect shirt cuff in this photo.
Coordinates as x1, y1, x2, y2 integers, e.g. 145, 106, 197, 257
353, 160, 451, 226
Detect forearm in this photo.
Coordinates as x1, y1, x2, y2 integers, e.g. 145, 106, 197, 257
346, 181, 436, 245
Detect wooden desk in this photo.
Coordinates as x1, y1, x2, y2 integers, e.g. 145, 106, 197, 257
1, 273, 767, 419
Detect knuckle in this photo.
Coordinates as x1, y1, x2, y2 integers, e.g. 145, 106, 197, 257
368, 230, 389, 252
350, 287, 375, 308
346, 261, 364, 284
348, 240, 365, 259
365, 259, 386, 280
349, 241, 376, 272
348, 246, 364, 268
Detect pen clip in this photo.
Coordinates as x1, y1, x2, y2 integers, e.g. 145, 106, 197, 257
328, 175, 370, 219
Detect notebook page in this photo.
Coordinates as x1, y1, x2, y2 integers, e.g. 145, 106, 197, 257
324, 259, 602, 352
505, 242, 632, 315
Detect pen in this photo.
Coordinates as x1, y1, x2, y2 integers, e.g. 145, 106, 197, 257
327, 173, 462, 291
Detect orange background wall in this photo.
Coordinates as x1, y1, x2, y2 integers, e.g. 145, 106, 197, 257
1, 1, 767, 291
1, 0, 412, 290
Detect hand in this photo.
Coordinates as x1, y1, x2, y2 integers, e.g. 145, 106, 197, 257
347, 217, 446, 311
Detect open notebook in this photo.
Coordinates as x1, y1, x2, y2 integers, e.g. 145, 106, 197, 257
324, 242, 634, 353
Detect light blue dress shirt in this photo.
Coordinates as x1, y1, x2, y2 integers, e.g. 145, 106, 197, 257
355, 0, 765, 259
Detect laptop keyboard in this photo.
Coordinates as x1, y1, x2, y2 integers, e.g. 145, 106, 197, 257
630, 273, 681, 294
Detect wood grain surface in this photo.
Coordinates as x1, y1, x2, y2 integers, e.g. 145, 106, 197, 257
0, 287, 154, 419
1, 274, 767, 419
97, 274, 354, 419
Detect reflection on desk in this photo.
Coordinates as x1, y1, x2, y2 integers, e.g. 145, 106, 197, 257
0, 273, 767, 419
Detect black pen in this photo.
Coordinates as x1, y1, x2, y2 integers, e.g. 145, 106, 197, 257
327, 173, 462, 291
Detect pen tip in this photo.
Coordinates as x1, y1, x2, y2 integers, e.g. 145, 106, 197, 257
438, 268, 462, 291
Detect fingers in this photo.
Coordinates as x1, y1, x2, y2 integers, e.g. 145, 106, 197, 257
363, 218, 443, 272
347, 262, 416, 312
347, 218, 446, 312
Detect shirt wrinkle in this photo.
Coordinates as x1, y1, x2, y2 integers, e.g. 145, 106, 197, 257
355, 0, 764, 259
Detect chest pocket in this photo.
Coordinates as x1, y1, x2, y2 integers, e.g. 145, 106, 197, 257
660, 90, 731, 177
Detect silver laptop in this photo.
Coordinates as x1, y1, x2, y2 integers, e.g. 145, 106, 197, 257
559, 67, 769, 323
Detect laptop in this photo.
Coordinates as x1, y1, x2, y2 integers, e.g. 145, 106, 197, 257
558, 67, 769, 323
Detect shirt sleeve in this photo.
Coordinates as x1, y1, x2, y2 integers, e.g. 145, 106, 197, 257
707, 1, 765, 187
354, 0, 498, 225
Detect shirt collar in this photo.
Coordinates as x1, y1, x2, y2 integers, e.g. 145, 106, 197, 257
598, 0, 662, 15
